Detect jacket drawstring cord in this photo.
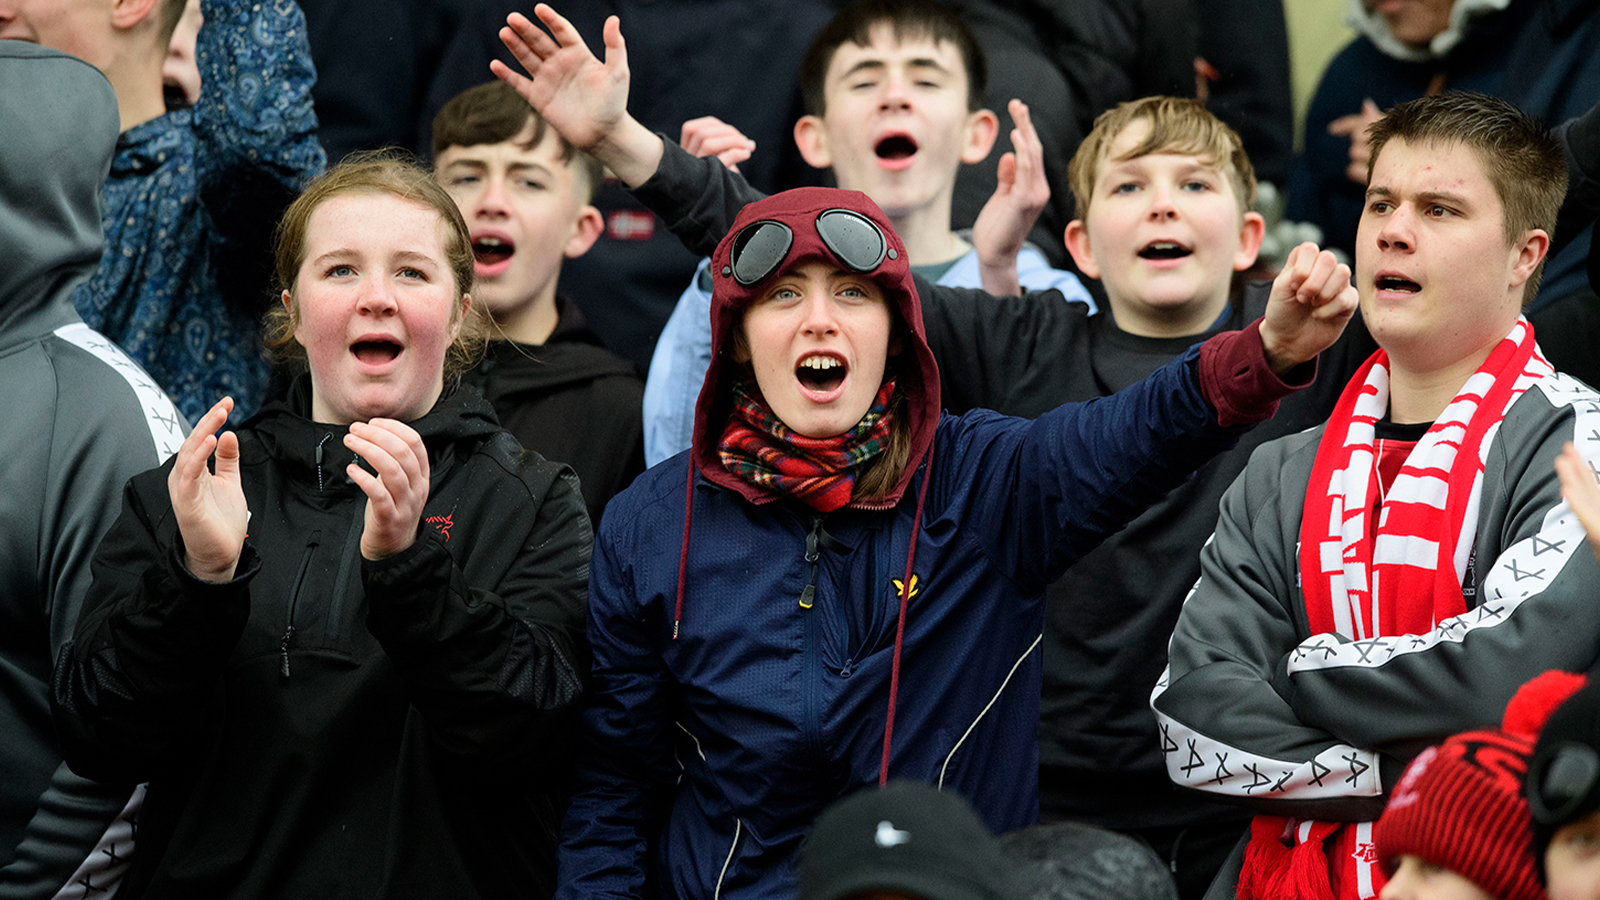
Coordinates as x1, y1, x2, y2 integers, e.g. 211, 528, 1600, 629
879, 443, 934, 786
674, 454, 694, 640
314, 432, 334, 491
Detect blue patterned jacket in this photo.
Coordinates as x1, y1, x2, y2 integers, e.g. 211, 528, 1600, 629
73, 0, 324, 422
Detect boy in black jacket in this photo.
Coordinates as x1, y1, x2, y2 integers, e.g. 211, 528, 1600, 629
432, 81, 645, 524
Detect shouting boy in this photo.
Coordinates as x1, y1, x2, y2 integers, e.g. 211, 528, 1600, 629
432, 80, 644, 525
1152, 92, 1600, 899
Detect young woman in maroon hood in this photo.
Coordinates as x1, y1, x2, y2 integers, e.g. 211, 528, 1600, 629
556, 179, 1357, 900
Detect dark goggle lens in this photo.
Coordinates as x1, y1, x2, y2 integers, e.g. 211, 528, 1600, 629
817, 208, 891, 273
729, 220, 794, 286
1531, 742, 1600, 823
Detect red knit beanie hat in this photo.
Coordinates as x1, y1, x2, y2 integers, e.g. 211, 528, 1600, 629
1374, 670, 1587, 900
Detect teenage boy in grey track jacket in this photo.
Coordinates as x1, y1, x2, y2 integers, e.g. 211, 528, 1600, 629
1152, 93, 1600, 900
0, 43, 187, 900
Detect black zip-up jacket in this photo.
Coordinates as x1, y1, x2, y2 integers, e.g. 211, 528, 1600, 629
51, 379, 591, 900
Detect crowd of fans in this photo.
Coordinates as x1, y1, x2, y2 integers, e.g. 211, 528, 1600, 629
1, 0, 1599, 898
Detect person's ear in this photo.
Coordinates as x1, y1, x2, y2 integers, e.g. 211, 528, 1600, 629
1233, 211, 1266, 272
1509, 228, 1550, 291
564, 205, 604, 259
283, 289, 306, 346
959, 108, 1000, 165
1063, 220, 1101, 280
793, 115, 833, 170
111, 0, 165, 31
450, 293, 472, 341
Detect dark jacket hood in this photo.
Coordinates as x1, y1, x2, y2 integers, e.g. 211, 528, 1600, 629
0, 43, 118, 349
472, 297, 638, 395
690, 187, 942, 507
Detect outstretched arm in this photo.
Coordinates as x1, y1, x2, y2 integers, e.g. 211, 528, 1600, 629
493, 5, 664, 187
973, 100, 1051, 297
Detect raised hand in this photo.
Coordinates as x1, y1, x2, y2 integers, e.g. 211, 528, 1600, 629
1328, 99, 1384, 185
1556, 442, 1600, 564
973, 100, 1050, 297
169, 397, 248, 582
492, 5, 663, 186
680, 115, 755, 172
345, 419, 431, 562
1259, 241, 1359, 375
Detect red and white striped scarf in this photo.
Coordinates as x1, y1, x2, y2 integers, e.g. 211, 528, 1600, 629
1239, 319, 1547, 900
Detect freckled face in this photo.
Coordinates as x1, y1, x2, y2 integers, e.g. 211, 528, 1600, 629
736, 260, 894, 438
287, 193, 468, 425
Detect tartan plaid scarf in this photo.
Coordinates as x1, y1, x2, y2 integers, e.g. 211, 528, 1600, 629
1237, 319, 1544, 900
718, 377, 897, 512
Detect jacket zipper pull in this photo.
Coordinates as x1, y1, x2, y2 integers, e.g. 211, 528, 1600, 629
799, 518, 821, 609
280, 625, 297, 678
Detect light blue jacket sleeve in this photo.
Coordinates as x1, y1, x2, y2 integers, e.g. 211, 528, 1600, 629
935, 246, 1097, 314
642, 258, 715, 467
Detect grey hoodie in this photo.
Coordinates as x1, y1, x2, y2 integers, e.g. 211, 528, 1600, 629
0, 42, 186, 899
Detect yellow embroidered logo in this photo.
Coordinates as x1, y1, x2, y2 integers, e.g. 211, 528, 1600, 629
891, 574, 921, 600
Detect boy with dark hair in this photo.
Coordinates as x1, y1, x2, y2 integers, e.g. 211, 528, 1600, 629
641, 0, 1090, 463
1153, 91, 1600, 900
432, 80, 643, 524
0, 0, 324, 423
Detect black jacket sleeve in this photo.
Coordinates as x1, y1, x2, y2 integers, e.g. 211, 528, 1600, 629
51, 470, 258, 786
362, 469, 591, 764
631, 139, 770, 257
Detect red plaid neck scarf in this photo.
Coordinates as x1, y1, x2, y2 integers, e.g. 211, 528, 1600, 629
1238, 320, 1544, 900
718, 377, 897, 512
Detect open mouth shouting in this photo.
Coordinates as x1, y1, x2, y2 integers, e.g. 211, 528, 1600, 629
796, 352, 849, 398
471, 230, 515, 278
351, 334, 404, 372
1138, 240, 1194, 263
1374, 273, 1422, 295
874, 132, 919, 171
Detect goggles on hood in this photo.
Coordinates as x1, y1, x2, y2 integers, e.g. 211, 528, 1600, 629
723, 208, 898, 287
1529, 740, 1600, 825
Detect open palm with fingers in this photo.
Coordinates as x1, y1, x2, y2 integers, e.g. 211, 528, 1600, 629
345, 418, 432, 561
169, 397, 248, 582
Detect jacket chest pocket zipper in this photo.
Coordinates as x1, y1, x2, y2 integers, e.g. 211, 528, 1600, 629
280, 530, 322, 678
